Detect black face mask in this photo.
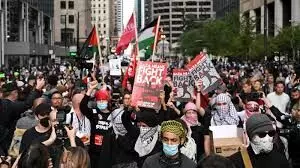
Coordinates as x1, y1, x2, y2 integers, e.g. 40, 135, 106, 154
40, 117, 50, 128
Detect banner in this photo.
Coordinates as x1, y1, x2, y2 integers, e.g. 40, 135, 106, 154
109, 59, 121, 76
172, 69, 194, 102
186, 52, 221, 94
131, 61, 167, 110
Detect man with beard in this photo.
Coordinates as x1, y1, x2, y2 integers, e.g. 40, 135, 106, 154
229, 114, 289, 168
290, 88, 300, 112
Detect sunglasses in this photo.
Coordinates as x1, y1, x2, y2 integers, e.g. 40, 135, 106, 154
257, 130, 276, 138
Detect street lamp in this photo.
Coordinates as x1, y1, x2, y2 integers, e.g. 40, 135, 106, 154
161, 34, 166, 59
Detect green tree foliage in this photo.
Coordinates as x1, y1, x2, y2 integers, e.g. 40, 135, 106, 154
180, 12, 300, 60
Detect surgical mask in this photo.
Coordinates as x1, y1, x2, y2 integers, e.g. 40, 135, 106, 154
40, 117, 50, 128
250, 134, 273, 154
163, 143, 179, 156
97, 102, 108, 110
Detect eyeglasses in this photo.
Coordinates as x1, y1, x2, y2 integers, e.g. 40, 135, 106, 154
257, 130, 276, 138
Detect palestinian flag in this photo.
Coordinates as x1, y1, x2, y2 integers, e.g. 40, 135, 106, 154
79, 25, 99, 60
138, 18, 160, 60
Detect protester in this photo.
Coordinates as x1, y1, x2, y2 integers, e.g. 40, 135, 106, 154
142, 120, 196, 168
80, 80, 115, 168
0, 78, 44, 155
16, 143, 52, 168
211, 93, 239, 126
229, 114, 289, 168
267, 81, 290, 115
60, 147, 90, 168
197, 155, 235, 168
66, 93, 91, 146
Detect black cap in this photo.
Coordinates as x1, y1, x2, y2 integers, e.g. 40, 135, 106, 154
135, 108, 159, 127
1, 82, 18, 93
34, 103, 52, 116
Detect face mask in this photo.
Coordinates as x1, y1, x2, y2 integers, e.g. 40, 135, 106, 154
40, 117, 50, 128
250, 135, 273, 154
163, 143, 179, 156
97, 102, 108, 110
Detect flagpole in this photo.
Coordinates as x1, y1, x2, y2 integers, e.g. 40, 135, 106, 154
151, 15, 161, 62
94, 25, 103, 67
133, 11, 139, 60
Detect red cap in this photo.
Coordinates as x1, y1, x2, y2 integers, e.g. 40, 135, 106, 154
95, 89, 110, 101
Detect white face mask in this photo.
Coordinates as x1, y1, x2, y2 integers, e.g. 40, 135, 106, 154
250, 134, 273, 154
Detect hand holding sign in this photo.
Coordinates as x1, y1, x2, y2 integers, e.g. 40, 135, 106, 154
195, 80, 203, 92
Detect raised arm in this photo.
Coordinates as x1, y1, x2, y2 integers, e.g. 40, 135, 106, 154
195, 81, 205, 117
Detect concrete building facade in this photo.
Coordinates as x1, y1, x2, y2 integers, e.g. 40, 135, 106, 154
214, 0, 240, 19
152, 0, 215, 44
53, 0, 91, 49
240, 0, 300, 36
0, 0, 54, 68
90, 0, 114, 55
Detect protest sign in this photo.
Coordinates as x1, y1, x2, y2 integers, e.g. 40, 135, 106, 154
172, 69, 194, 102
109, 59, 121, 76
186, 52, 221, 94
131, 61, 168, 110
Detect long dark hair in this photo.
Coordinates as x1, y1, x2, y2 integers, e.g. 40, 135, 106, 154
18, 143, 50, 168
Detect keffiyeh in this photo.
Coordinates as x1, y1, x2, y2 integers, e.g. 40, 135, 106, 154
212, 93, 239, 126
134, 126, 159, 157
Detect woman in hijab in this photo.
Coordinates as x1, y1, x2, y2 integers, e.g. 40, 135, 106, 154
211, 93, 239, 126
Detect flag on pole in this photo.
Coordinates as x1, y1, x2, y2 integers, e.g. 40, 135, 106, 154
122, 45, 137, 89
116, 13, 136, 55
78, 26, 99, 60
138, 18, 160, 60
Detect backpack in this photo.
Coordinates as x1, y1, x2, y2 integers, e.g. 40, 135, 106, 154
8, 128, 27, 158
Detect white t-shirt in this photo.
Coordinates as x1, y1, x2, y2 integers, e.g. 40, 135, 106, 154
267, 92, 290, 115
66, 110, 91, 145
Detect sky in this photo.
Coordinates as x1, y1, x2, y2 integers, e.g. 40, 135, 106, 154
123, 0, 135, 26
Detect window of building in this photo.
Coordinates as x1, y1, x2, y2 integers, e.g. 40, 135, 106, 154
68, 1, 74, 9
69, 15, 74, 24
60, 1, 66, 9
60, 15, 66, 24
104, 10, 106, 13
99, 10, 101, 13
104, 31, 106, 34
103, 24, 106, 28
98, 4, 101, 7
98, 24, 101, 28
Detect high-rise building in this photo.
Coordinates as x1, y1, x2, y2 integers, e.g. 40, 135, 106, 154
114, 0, 123, 36
152, 0, 215, 44
135, 0, 152, 30
0, 0, 54, 67
53, 0, 92, 50
240, 0, 299, 36
213, 0, 239, 19
90, 0, 114, 55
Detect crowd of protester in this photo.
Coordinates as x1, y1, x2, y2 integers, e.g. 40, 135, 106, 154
0, 59, 299, 168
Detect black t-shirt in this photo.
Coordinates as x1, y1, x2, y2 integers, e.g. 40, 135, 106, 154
20, 127, 51, 153
191, 125, 209, 161
20, 127, 84, 168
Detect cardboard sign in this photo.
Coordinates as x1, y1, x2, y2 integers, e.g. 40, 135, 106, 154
131, 61, 168, 110
186, 52, 222, 94
172, 69, 194, 102
109, 59, 121, 76
210, 125, 244, 157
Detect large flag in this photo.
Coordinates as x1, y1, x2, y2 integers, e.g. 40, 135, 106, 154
116, 13, 136, 55
138, 18, 160, 59
79, 25, 99, 60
